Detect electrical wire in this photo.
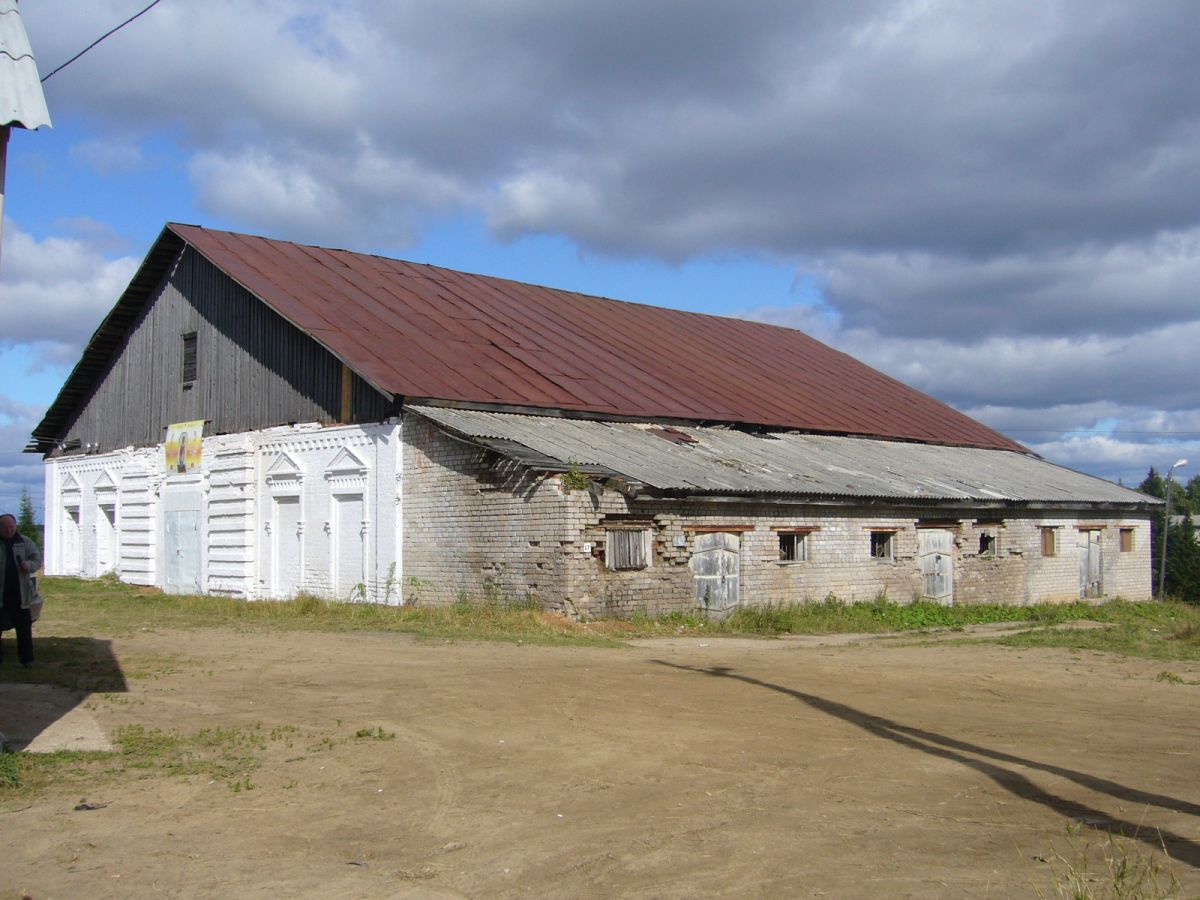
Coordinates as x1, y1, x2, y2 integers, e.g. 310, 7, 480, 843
40, 0, 166, 84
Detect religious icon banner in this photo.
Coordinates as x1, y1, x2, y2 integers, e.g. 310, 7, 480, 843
164, 420, 205, 474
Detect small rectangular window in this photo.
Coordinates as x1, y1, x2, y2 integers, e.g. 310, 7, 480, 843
978, 532, 996, 556
607, 529, 649, 570
1119, 528, 1134, 553
870, 530, 895, 561
1041, 527, 1057, 557
181, 332, 198, 383
778, 531, 809, 562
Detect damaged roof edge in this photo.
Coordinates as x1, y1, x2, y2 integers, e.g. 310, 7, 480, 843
405, 396, 1035, 455
407, 405, 1156, 508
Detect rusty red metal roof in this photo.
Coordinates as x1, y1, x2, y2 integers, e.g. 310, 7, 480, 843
166, 223, 1022, 450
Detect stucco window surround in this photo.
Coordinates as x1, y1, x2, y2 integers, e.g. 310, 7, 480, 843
264, 451, 306, 546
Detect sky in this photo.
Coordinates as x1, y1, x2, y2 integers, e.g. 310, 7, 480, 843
3, 0, 1199, 517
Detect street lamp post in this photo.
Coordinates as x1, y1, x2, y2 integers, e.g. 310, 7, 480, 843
1158, 458, 1189, 599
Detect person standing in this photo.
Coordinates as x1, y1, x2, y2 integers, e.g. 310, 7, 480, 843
0, 512, 41, 667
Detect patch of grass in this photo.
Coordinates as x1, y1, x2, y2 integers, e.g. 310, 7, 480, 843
0, 746, 113, 792
997, 602, 1200, 662
35, 576, 1200, 660
38, 577, 622, 648
623, 595, 1146, 637
0, 721, 323, 797
1036, 823, 1180, 899
1154, 670, 1200, 685
0, 748, 22, 788
353, 726, 395, 741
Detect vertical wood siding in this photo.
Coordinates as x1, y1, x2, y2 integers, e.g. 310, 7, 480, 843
54, 247, 392, 454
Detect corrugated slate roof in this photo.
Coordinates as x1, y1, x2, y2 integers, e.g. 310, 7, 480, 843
167, 224, 1024, 451
0, 0, 51, 129
411, 405, 1154, 506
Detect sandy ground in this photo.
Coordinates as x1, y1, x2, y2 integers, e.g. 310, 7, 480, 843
1, 625, 1198, 899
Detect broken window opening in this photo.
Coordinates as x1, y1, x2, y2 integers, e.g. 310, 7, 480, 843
978, 532, 996, 556
778, 532, 809, 563
607, 528, 650, 571
1041, 527, 1057, 557
870, 530, 895, 561
181, 332, 198, 384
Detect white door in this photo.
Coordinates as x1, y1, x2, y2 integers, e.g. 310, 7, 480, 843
691, 532, 740, 616
96, 504, 117, 575
334, 494, 366, 601
272, 496, 302, 598
61, 506, 82, 575
919, 528, 954, 604
163, 490, 203, 594
1078, 530, 1102, 599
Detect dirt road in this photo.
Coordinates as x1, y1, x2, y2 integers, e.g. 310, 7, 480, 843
2, 626, 1198, 898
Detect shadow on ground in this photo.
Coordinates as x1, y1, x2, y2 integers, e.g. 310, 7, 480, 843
654, 660, 1200, 870
0, 637, 127, 752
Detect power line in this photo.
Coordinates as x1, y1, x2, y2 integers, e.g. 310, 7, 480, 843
40, 0, 166, 83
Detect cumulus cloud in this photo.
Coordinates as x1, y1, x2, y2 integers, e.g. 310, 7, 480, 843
740, 304, 1200, 483
0, 396, 45, 517
813, 230, 1200, 340
18, 0, 1200, 485
0, 222, 140, 356
28, 1, 1200, 260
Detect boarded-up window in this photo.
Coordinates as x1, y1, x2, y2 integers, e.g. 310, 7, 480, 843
608, 529, 649, 570
181, 332, 198, 383
1119, 528, 1134, 553
778, 532, 809, 562
1041, 527, 1057, 557
870, 530, 895, 561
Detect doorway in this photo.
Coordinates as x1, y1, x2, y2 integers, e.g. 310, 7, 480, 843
691, 532, 741, 616
1078, 529, 1103, 599
918, 528, 954, 604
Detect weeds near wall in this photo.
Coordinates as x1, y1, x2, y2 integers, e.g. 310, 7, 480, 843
560, 461, 590, 492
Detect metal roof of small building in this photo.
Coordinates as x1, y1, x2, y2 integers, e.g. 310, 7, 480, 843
0, 0, 51, 129
161, 224, 1023, 451
411, 405, 1154, 507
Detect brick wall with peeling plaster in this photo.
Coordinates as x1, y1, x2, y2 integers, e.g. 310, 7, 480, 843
42, 417, 1154, 614
399, 422, 1153, 616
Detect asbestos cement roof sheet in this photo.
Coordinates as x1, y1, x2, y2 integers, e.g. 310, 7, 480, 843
0, 0, 51, 129
167, 224, 1024, 451
410, 405, 1155, 506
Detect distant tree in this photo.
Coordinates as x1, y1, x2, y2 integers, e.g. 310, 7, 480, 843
17, 486, 42, 550
1141, 468, 1168, 589
1186, 474, 1200, 512
1165, 513, 1200, 603
1138, 467, 1166, 499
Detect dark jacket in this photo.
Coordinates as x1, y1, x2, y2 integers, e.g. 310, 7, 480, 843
0, 533, 43, 609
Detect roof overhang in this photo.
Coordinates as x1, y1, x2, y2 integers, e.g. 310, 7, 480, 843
408, 404, 1160, 509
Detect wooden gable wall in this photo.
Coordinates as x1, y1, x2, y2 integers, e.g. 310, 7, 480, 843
52, 246, 392, 455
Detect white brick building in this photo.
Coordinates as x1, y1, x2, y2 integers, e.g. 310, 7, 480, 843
31, 225, 1158, 614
